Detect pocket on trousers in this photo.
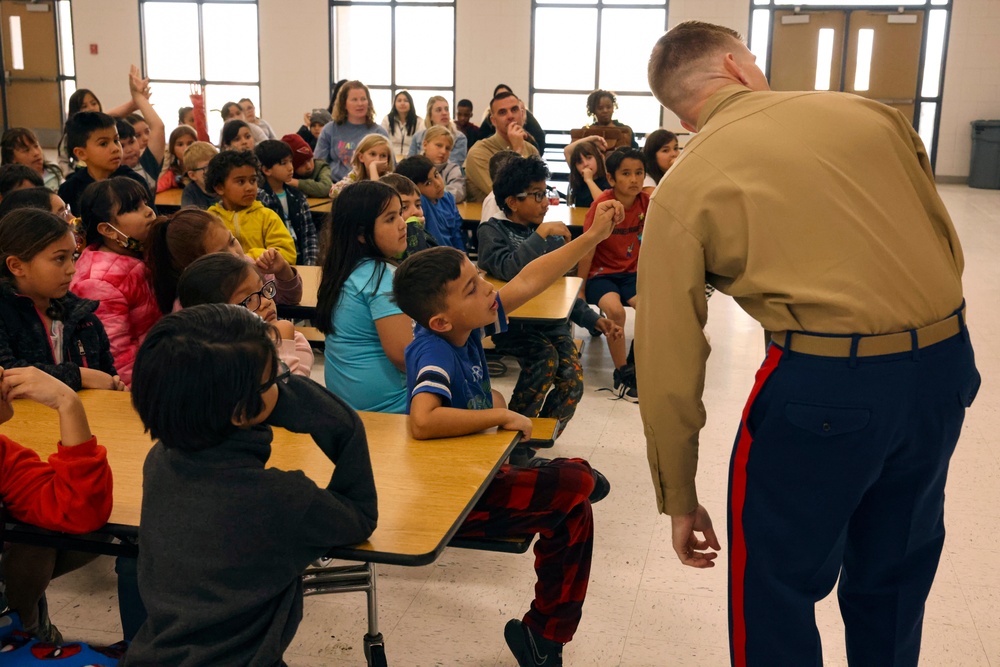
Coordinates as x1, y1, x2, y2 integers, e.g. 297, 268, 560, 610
784, 402, 871, 438
958, 369, 982, 408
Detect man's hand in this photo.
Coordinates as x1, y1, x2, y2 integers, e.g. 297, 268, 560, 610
671, 504, 722, 568
536, 222, 571, 243
256, 248, 294, 281
500, 410, 532, 439
587, 199, 625, 241
507, 123, 528, 152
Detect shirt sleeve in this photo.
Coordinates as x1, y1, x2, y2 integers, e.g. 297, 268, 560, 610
366, 263, 404, 321
477, 221, 548, 282
280, 333, 315, 377
450, 132, 468, 166
409, 340, 456, 406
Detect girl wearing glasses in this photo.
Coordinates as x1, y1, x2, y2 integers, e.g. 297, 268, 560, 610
315, 181, 412, 413
176, 252, 313, 377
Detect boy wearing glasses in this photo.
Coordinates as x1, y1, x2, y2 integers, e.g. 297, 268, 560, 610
577, 147, 648, 400
477, 155, 622, 437
395, 155, 467, 251
180, 141, 220, 210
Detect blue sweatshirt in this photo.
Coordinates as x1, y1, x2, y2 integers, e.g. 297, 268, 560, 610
421, 191, 466, 251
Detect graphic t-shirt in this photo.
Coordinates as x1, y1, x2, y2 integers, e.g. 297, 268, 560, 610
405, 295, 507, 412
583, 188, 649, 277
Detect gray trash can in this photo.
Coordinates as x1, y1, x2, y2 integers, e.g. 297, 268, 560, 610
969, 120, 1000, 189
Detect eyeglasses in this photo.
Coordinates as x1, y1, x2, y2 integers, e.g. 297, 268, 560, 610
515, 190, 547, 203
259, 360, 291, 392
56, 204, 74, 223
189, 166, 207, 173
239, 280, 277, 311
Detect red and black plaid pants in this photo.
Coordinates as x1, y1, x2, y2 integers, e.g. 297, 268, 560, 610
455, 457, 595, 643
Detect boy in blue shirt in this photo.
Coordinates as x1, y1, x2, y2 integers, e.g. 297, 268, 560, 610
395, 155, 466, 251
392, 197, 624, 667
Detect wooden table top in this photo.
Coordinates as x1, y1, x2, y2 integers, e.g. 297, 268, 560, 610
292, 266, 578, 323
487, 275, 582, 323
153, 189, 332, 215
456, 201, 587, 228
3, 391, 519, 566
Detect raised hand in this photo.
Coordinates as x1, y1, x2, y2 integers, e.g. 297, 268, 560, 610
255, 248, 293, 281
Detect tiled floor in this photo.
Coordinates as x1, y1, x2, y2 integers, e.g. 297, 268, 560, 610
44, 184, 999, 665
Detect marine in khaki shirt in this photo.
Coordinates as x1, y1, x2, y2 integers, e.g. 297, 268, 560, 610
464, 93, 539, 203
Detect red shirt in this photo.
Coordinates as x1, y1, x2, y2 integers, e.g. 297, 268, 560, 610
583, 189, 649, 278
0, 435, 112, 533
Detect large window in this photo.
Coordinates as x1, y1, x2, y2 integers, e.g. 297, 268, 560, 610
749, 0, 951, 167
330, 0, 455, 124
529, 1, 667, 136
139, 0, 260, 141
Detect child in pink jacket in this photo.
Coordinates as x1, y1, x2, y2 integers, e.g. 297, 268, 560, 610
71, 177, 161, 386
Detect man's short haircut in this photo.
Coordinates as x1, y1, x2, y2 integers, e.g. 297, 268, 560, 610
379, 173, 419, 197
0, 164, 44, 197
254, 139, 292, 169
115, 118, 136, 141
132, 303, 279, 452
488, 150, 519, 182
422, 125, 454, 150
457, 99, 473, 109
606, 146, 646, 177
489, 91, 517, 112
647, 21, 744, 112
493, 155, 550, 215
183, 141, 219, 173
392, 246, 467, 328
64, 111, 116, 156
205, 149, 260, 192
395, 155, 435, 185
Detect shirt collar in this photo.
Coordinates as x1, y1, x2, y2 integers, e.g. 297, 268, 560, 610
696, 84, 753, 132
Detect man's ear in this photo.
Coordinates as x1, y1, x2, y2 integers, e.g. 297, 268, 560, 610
427, 312, 452, 334
722, 52, 749, 86
5, 256, 25, 277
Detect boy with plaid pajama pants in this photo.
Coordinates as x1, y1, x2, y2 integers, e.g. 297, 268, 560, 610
392, 195, 624, 666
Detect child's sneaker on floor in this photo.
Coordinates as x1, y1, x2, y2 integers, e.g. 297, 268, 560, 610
613, 365, 639, 402
32, 595, 63, 644
504, 618, 563, 666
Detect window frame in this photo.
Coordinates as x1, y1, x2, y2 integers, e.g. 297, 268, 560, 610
137, 0, 262, 110
328, 0, 457, 115
528, 0, 669, 139
747, 0, 952, 169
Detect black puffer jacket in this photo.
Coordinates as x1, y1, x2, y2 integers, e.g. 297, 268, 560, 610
0, 282, 117, 390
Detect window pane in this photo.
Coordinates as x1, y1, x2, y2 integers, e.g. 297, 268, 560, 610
202, 3, 259, 83
144, 3, 200, 81
775, 0, 924, 4
537, 0, 596, 4
599, 8, 665, 92
918, 102, 936, 153
534, 8, 597, 91
150, 82, 198, 134
367, 87, 393, 123
531, 93, 590, 131
395, 7, 453, 88
334, 6, 391, 84
62, 79, 77, 115
614, 95, 662, 135
406, 89, 453, 122
205, 84, 261, 140
921, 9, 947, 97
749, 9, 770, 75
603, 0, 663, 4
57, 1, 74, 77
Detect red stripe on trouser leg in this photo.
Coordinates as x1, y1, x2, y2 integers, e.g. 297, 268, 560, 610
730, 345, 783, 667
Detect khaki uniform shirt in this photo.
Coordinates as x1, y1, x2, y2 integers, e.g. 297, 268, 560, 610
464, 133, 540, 203
636, 85, 965, 516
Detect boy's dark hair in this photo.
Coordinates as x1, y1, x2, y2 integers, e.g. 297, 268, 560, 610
0, 187, 53, 220
177, 252, 255, 308
488, 150, 519, 182
0, 164, 44, 197
132, 303, 279, 451
605, 146, 646, 178
493, 155, 549, 215
219, 119, 251, 149
394, 155, 435, 186
392, 246, 466, 328
379, 173, 419, 197
457, 99, 473, 109
205, 150, 260, 193
115, 118, 136, 141
79, 177, 151, 247
254, 139, 292, 170
63, 111, 116, 157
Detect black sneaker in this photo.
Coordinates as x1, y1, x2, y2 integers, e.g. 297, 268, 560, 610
528, 458, 610, 504
619, 364, 639, 401
504, 618, 563, 666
